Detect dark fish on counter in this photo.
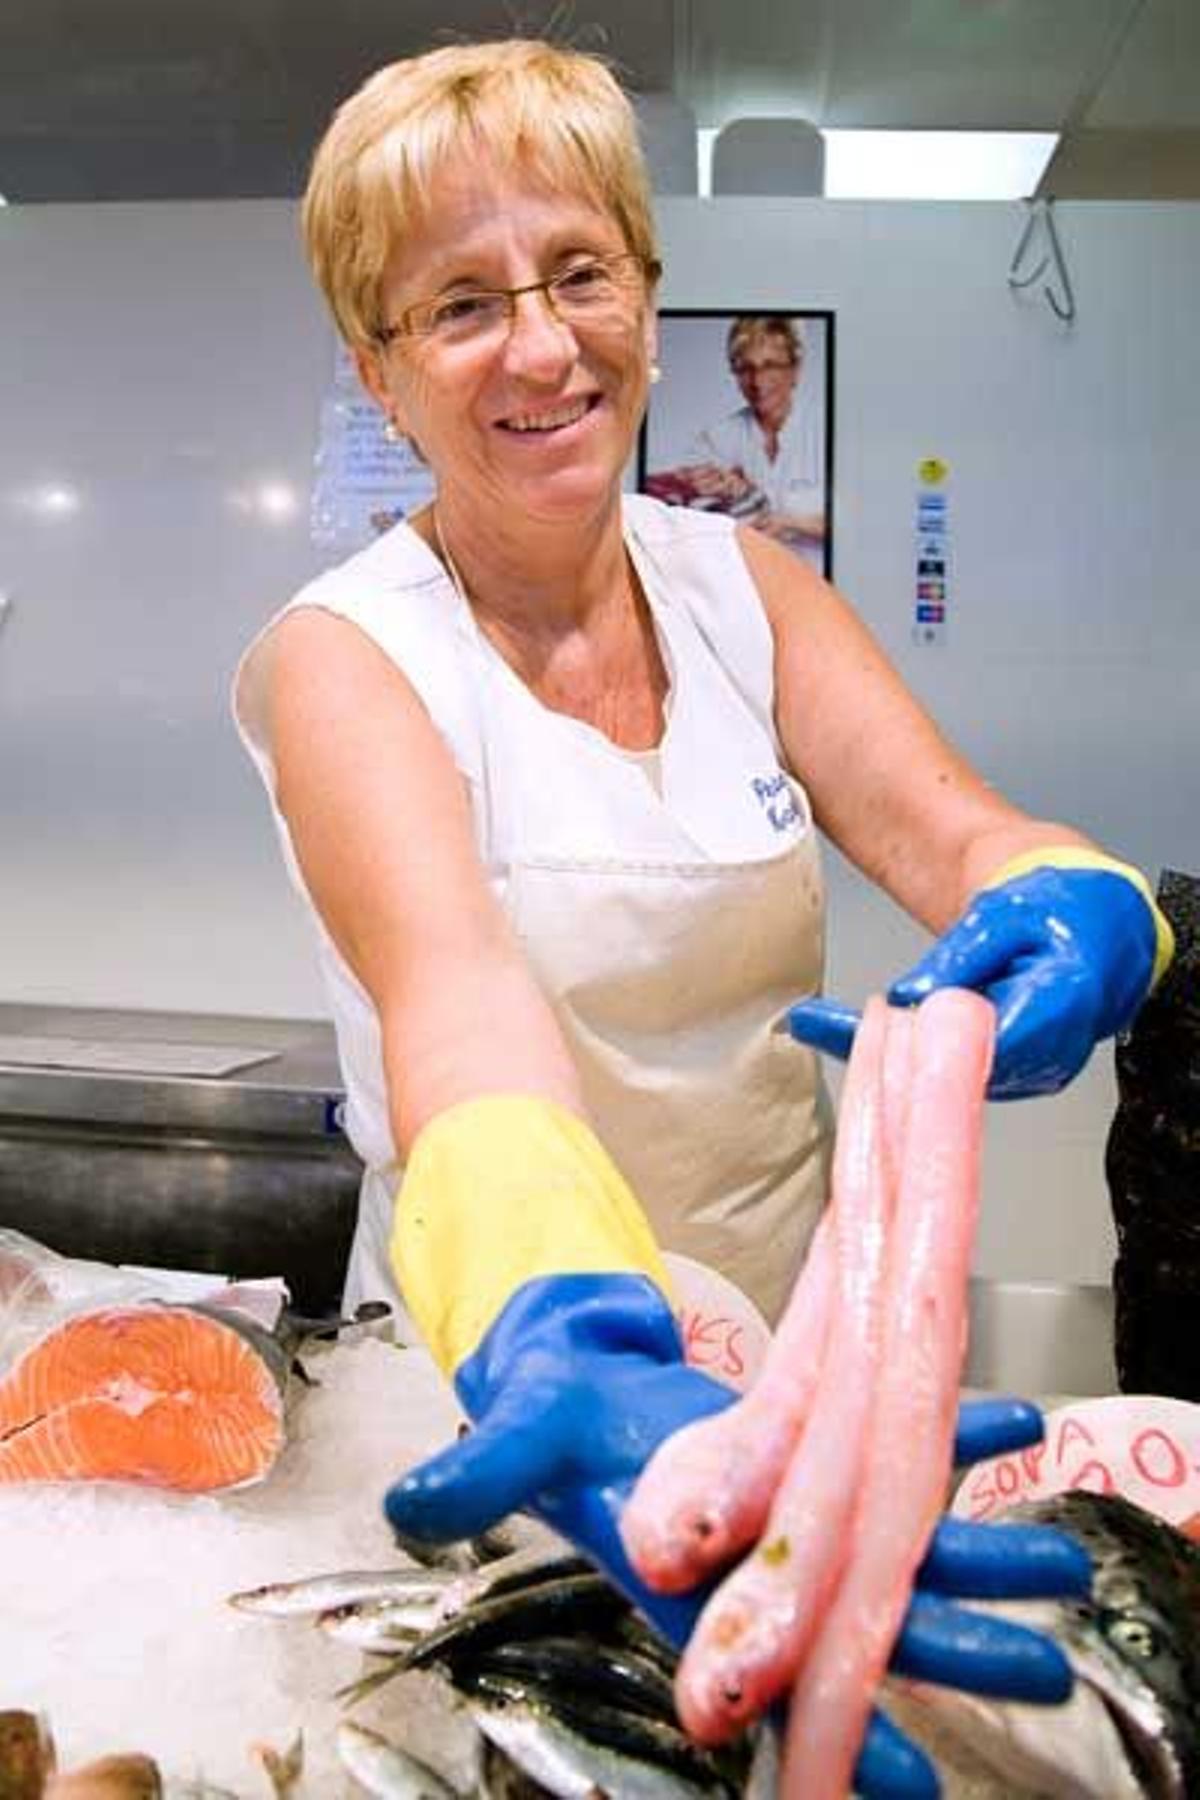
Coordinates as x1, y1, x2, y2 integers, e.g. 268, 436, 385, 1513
396, 1568, 759, 1795
399, 1572, 631, 1674
890, 1489, 1200, 1798
237, 1524, 769, 1796
469, 1685, 737, 1799
463, 1671, 744, 1798
337, 1566, 625, 1705
463, 1634, 680, 1721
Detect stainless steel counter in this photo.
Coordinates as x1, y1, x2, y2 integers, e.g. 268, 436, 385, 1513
0, 1002, 363, 1313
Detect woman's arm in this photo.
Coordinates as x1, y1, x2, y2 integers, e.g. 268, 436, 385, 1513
741, 527, 1172, 1096
737, 526, 1093, 932
266, 606, 583, 1154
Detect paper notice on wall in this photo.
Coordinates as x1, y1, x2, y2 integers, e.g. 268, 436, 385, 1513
310, 341, 435, 551
913, 458, 950, 647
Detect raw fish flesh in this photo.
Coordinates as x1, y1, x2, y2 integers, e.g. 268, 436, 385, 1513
642, 998, 900, 1741
623, 991, 996, 1796
0, 1301, 287, 1491
781, 989, 993, 1797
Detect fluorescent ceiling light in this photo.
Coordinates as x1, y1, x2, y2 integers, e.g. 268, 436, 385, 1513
822, 131, 1059, 200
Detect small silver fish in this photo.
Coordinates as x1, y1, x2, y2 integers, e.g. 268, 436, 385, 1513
227, 1567, 451, 1618
318, 1594, 445, 1649
470, 1696, 722, 1800
334, 1722, 458, 1798
231, 1541, 578, 1621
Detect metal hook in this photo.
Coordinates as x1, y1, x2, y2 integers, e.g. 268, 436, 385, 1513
1008, 198, 1075, 324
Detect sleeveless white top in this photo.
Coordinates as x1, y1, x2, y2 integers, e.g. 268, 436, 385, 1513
234, 494, 831, 1324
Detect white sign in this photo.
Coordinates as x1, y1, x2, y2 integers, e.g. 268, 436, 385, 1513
310, 343, 435, 551
663, 1252, 772, 1394
951, 1393, 1200, 1537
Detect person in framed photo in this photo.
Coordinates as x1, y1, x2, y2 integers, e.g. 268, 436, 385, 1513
646, 314, 827, 563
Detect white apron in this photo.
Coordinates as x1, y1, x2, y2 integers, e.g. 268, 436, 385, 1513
336, 502, 831, 1329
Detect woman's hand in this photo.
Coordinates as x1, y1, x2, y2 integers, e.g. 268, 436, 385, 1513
382, 1092, 1090, 1800
786, 851, 1172, 1098
387, 1324, 1088, 1800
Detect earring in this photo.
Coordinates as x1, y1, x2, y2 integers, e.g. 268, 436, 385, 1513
382, 417, 400, 442
649, 363, 662, 386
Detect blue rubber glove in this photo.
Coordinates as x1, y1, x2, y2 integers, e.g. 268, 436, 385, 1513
786, 851, 1173, 1099
385, 1273, 1091, 1800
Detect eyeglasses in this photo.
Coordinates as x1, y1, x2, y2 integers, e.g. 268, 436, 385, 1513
377, 253, 661, 350
732, 359, 798, 378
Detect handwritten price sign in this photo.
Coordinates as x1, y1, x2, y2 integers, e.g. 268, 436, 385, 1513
951, 1394, 1200, 1536
662, 1251, 772, 1395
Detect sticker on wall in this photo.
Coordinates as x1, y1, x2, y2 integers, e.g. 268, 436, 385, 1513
310, 341, 435, 551
913, 459, 950, 646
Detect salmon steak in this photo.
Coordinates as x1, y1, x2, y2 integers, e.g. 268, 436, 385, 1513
0, 1302, 288, 1491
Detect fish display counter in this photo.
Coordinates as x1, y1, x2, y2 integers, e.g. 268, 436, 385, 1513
0, 1334, 482, 1796
3, 1323, 1200, 1796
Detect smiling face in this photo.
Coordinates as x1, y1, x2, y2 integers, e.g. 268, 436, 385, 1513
356, 151, 658, 529
730, 327, 801, 436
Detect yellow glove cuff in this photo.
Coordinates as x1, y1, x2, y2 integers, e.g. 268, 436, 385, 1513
389, 1094, 672, 1376
981, 846, 1175, 990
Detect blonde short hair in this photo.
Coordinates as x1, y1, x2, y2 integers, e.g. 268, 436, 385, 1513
727, 315, 806, 369
302, 38, 660, 352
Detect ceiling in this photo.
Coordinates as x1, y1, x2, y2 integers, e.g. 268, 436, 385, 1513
3, 0, 1199, 203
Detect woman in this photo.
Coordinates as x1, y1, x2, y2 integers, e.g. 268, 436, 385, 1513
234, 38, 1167, 1796
655, 315, 828, 560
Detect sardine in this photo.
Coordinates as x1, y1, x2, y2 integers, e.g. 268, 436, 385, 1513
228, 1567, 452, 1617
890, 1489, 1200, 1798
318, 1594, 446, 1649
400, 1573, 627, 1674
468, 1686, 731, 1799
463, 1670, 743, 1796
458, 1633, 679, 1720
338, 1569, 625, 1706
231, 1541, 581, 1620
334, 1722, 458, 1798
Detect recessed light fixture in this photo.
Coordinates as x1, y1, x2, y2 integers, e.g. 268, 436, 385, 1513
36, 484, 81, 516
697, 127, 1058, 200
256, 481, 298, 521
822, 130, 1059, 200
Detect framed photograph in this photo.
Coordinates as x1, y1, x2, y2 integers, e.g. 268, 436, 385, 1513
638, 311, 835, 578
